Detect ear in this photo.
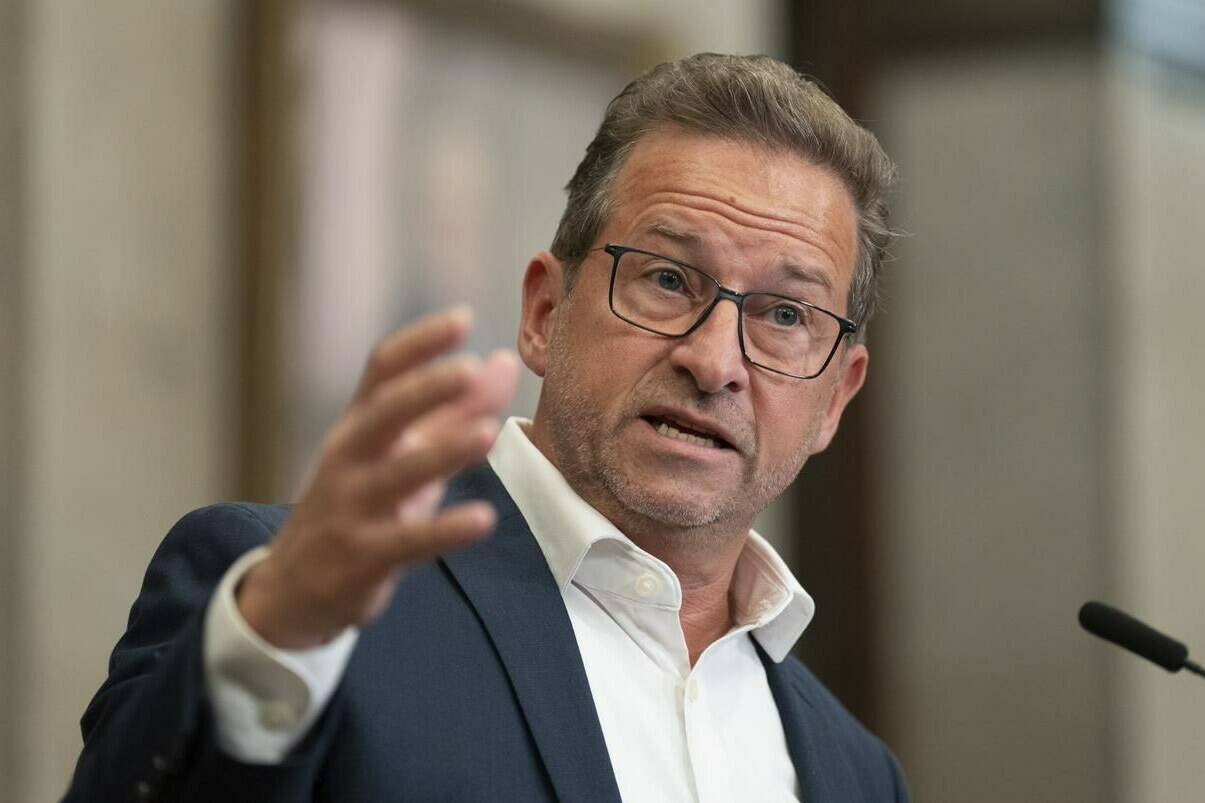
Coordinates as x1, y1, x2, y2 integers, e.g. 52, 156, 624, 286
517, 251, 565, 378
809, 342, 868, 454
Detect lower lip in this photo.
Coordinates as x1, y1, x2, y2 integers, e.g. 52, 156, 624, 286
635, 417, 739, 460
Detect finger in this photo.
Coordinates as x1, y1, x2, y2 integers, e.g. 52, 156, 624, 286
351, 306, 473, 405
368, 501, 497, 566
340, 354, 482, 459
463, 349, 522, 417
395, 479, 445, 525
357, 419, 499, 513
406, 350, 521, 445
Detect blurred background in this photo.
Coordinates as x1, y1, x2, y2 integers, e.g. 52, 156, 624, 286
1, 0, 1202, 801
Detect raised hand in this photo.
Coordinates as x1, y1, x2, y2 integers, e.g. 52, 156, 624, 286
236, 307, 520, 648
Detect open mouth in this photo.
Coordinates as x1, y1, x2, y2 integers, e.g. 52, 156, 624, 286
641, 415, 733, 450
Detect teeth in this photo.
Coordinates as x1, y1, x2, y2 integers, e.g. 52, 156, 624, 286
655, 420, 719, 449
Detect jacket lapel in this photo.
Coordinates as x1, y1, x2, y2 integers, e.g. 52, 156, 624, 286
758, 646, 865, 803
440, 465, 623, 803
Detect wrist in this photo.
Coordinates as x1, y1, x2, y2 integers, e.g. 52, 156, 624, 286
236, 559, 341, 650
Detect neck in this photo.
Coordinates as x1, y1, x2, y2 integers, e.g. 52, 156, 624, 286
635, 531, 747, 666
523, 417, 750, 665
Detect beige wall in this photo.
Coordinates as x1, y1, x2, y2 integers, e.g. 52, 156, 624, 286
1, 0, 23, 795
873, 45, 1205, 803
1108, 53, 1205, 803
523, 0, 784, 57
872, 48, 1112, 803
11, 2, 238, 801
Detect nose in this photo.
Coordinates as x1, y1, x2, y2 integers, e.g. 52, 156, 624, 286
666, 297, 750, 394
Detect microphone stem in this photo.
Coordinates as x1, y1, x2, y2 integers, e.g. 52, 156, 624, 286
1185, 659, 1205, 679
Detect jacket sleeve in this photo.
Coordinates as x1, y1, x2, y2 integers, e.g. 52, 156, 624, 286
61, 503, 346, 803
204, 545, 358, 763
886, 743, 910, 803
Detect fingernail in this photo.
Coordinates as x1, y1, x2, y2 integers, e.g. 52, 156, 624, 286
447, 305, 473, 327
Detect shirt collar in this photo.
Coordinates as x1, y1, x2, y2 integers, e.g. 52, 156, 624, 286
487, 417, 814, 662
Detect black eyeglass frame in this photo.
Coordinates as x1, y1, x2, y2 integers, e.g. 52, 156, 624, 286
600, 243, 858, 380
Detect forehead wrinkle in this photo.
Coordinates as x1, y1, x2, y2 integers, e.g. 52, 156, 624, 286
625, 190, 854, 280
638, 216, 835, 296
640, 218, 704, 248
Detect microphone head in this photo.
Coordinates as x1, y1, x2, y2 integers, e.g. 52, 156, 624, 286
1079, 601, 1188, 672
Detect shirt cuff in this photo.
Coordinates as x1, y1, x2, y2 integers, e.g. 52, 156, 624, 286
202, 546, 358, 764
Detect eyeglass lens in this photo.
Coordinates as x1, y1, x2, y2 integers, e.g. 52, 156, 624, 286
610, 249, 842, 378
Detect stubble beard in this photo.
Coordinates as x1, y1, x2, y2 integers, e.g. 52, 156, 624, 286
540, 330, 814, 545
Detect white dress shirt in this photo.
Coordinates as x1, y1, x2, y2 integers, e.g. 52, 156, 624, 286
204, 417, 816, 801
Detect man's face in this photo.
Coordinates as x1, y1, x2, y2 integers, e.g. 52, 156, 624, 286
524, 128, 867, 539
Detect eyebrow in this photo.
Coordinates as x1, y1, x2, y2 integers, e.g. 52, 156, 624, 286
643, 219, 705, 248
638, 219, 835, 295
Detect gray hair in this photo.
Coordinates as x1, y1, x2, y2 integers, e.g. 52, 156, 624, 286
550, 53, 898, 338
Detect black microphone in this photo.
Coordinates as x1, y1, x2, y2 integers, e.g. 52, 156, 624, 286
1079, 601, 1205, 679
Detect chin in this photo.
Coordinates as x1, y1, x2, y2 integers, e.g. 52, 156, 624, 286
603, 471, 734, 530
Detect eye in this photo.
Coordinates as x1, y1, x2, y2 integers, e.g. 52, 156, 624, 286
771, 304, 800, 326
656, 269, 685, 292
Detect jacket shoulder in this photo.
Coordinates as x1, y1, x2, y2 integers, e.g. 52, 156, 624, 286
166, 501, 292, 546
148, 502, 290, 574
107, 502, 292, 680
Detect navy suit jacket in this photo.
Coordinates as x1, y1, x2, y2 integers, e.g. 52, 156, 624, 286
64, 464, 908, 802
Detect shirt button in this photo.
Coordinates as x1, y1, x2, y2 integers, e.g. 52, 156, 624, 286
633, 574, 660, 599
258, 700, 300, 731
686, 678, 700, 702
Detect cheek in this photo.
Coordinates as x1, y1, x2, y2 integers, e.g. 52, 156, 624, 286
562, 307, 615, 373
576, 334, 655, 412
564, 290, 659, 375
551, 298, 637, 404
752, 383, 829, 458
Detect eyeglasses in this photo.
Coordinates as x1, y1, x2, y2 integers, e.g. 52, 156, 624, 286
600, 244, 857, 380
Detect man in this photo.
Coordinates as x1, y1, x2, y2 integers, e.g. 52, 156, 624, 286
65, 54, 905, 802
